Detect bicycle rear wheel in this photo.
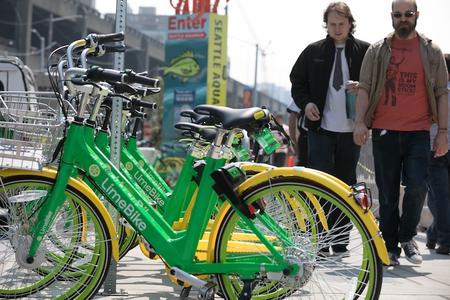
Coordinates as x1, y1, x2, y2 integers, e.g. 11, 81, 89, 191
212, 178, 383, 299
0, 174, 113, 299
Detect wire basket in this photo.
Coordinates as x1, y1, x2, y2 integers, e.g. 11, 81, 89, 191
0, 91, 65, 170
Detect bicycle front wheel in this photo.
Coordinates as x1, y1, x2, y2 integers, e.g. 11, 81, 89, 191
0, 173, 113, 299
212, 178, 383, 299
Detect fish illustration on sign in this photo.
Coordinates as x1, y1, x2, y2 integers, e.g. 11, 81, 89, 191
163, 51, 201, 82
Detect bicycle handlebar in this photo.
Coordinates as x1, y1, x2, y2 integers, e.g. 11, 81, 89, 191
85, 66, 129, 83
131, 109, 147, 119
124, 69, 159, 88
132, 99, 157, 110
103, 44, 126, 53
89, 32, 125, 44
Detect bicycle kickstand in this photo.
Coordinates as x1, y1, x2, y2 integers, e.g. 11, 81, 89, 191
238, 280, 255, 300
180, 286, 191, 299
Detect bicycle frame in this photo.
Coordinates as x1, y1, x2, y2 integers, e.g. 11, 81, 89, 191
27, 120, 295, 278
126, 135, 172, 193
96, 127, 208, 226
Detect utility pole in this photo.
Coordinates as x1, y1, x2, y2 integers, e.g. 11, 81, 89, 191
253, 43, 259, 106
31, 29, 45, 71
101, 0, 127, 296
48, 13, 53, 47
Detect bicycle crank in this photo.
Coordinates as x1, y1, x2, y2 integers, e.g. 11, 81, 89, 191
169, 267, 216, 299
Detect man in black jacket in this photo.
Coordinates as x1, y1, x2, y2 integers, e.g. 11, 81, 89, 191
290, 1, 369, 256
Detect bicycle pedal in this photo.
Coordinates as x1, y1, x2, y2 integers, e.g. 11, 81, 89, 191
180, 286, 192, 298
169, 267, 216, 298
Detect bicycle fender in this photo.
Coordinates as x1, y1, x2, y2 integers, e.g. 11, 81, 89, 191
235, 166, 390, 266
239, 163, 329, 231
0, 168, 120, 262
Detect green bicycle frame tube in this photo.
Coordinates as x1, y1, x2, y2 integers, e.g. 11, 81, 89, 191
126, 136, 171, 193
91, 128, 157, 216
162, 155, 198, 224
100, 130, 200, 224
95, 130, 170, 210
29, 121, 292, 277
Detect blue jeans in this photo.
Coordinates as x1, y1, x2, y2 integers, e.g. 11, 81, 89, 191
372, 129, 430, 256
308, 129, 360, 251
427, 152, 450, 247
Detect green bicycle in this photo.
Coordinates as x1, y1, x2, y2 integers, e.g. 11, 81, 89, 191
0, 35, 388, 299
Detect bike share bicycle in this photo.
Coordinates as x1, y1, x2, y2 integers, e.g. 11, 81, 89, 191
0, 32, 389, 299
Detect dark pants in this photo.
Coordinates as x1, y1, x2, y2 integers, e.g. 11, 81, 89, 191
372, 129, 429, 256
427, 152, 450, 247
308, 129, 360, 251
297, 128, 308, 167
271, 152, 287, 167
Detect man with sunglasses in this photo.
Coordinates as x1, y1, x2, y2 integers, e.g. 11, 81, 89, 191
353, 0, 449, 266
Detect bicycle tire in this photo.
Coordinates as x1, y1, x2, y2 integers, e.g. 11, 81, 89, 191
118, 224, 139, 260
212, 177, 383, 300
0, 174, 113, 299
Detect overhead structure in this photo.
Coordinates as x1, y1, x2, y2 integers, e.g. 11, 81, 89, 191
170, 0, 229, 15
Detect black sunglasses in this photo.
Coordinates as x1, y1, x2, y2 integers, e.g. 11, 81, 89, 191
392, 11, 417, 18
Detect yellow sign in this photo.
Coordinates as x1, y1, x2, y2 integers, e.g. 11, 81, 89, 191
207, 14, 228, 106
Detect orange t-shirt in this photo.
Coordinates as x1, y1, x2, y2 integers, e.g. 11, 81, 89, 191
372, 36, 430, 131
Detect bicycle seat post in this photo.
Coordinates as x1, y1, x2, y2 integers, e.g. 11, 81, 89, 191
208, 128, 227, 159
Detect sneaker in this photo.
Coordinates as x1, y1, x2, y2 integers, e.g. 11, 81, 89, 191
317, 248, 332, 261
334, 249, 350, 258
401, 240, 422, 264
435, 245, 450, 255
388, 252, 400, 266
426, 240, 436, 250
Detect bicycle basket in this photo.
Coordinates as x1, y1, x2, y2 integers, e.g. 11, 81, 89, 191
0, 91, 65, 170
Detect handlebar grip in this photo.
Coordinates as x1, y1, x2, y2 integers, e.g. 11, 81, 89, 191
124, 69, 159, 88
85, 66, 128, 83
103, 44, 126, 53
96, 32, 125, 43
131, 74, 159, 88
133, 99, 157, 110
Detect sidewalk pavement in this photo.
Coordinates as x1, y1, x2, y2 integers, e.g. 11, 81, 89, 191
95, 231, 450, 300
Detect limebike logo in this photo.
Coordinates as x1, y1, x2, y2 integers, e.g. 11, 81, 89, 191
133, 173, 165, 207
101, 178, 147, 232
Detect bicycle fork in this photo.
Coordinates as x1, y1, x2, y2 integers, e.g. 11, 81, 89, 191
26, 120, 90, 263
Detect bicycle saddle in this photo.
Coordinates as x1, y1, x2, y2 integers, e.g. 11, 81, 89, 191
193, 105, 270, 132
179, 110, 217, 126
174, 122, 218, 142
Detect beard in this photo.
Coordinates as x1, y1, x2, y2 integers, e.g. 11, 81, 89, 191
393, 19, 417, 38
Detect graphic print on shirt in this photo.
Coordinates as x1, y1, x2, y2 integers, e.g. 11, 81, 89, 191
384, 48, 407, 106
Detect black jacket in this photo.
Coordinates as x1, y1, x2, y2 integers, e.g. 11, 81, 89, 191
290, 34, 370, 129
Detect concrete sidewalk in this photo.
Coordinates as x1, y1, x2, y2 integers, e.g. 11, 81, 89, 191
95, 232, 450, 300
